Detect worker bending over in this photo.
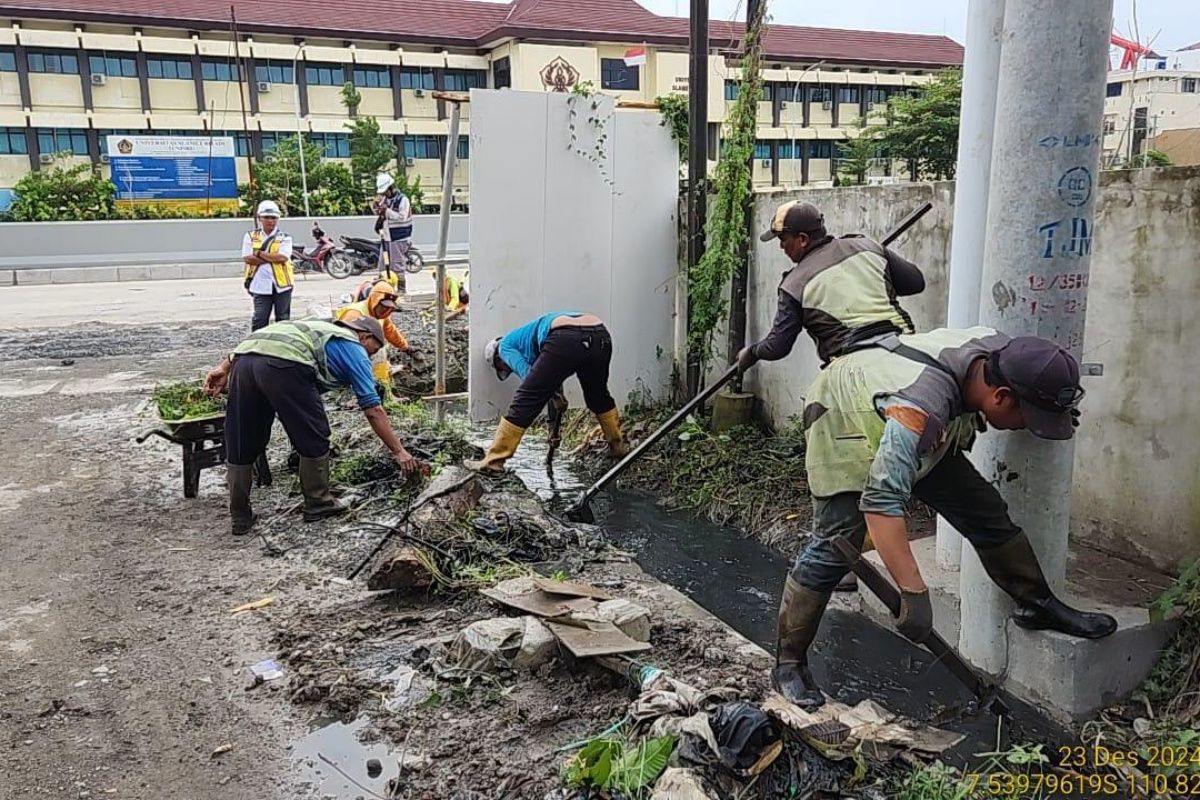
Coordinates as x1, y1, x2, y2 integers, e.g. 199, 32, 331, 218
334, 280, 412, 390
774, 327, 1117, 709
469, 312, 626, 472
203, 317, 421, 536
441, 272, 469, 320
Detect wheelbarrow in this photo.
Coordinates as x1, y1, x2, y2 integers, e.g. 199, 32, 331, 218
137, 413, 271, 498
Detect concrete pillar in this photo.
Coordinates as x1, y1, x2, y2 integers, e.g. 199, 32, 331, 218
937, 0, 1006, 571
958, 0, 1112, 674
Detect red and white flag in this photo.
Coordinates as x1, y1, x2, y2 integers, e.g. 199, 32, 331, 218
624, 47, 647, 67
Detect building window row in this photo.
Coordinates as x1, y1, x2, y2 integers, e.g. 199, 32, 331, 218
444, 69, 486, 92
0, 48, 15, 72
308, 131, 350, 158
749, 139, 838, 160
201, 59, 242, 82
256, 59, 294, 85
399, 67, 435, 91
38, 127, 89, 155
726, 81, 895, 106
404, 134, 441, 159
89, 54, 137, 78
28, 50, 79, 74
0, 127, 28, 154
147, 56, 193, 80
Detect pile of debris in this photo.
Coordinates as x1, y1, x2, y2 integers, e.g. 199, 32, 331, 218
387, 304, 469, 398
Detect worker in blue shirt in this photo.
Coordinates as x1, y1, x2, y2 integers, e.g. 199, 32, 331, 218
203, 316, 421, 536
468, 311, 628, 472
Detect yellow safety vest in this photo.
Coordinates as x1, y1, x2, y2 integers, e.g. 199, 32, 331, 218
244, 229, 295, 290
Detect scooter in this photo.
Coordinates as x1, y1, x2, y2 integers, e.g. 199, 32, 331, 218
339, 234, 426, 275
293, 223, 353, 279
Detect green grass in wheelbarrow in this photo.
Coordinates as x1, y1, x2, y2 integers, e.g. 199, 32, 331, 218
153, 380, 225, 421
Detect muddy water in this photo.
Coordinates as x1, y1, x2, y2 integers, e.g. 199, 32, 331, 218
292, 716, 398, 798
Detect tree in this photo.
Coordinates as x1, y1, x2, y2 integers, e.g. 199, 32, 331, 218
835, 134, 881, 185
338, 83, 427, 211
1131, 149, 1171, 168
860, 68, 961, 181
239, 135, 358, 216
7, 156, 116, 221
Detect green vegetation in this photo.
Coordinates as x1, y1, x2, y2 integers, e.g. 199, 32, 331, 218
655, 93, 689, 165
564, 733, 675, 796
836, 134, 882, 186
1130, 149, 1172, 168
857, 68, 962, 181
238, 134, 361, 217
1147, 558, 1200, 716
6, 157, 116, 222
152, 381, 224, 421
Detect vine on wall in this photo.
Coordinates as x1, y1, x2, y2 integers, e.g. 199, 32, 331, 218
567, 80, 614, 187
687, 1, 768, 370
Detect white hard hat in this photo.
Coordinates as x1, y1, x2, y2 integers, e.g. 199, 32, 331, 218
376, 173, 394, 194
484, 337, 511, 380
256, 200, 281, 218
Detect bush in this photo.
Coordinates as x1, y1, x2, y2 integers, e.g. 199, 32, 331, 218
7, 155, 116, 221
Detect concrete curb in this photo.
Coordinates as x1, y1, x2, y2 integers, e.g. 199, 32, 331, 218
10, 263, 249, 286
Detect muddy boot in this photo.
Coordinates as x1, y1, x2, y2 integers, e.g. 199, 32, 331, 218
298, 454, 348, 522
227, 463, 257, 536
773, 576, 831, 710
465, 418, 525, 473
596, 408, 629, 458
975, 532, 1117, 639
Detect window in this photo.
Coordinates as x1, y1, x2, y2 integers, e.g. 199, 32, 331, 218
305, 63, 345, 87
89, 54, 137, 78
808, 140, 832, 159
753, 141, 772, 160
778, 141, 799, 159
0, 127, 28, 154
1, 48, 18, 72
260, 132, 284, 153
211, 130, 251, 156
724, 80, 739, 101
808, 85, 832, 103
255, 60, 294, 84
1103, 114, 1116, 135
865, 87, 890, 106
456, 135, 469, 160
444, 69, 485, 92
37, 128, 89, 156
1106, 82, 1123, 97
403, 134, 440, 160
761, 84, 778, 101
27, 50, 79, 74
600, 58, 639, 91
1183, 78, 1197, 93
147, 56, 193, 80
837, 86, 860, 104
201, 59, 241, 82
492, 56, 511, 89
352, 65, 391, 88
399, 67, 434, 91
308, 132, 350, 158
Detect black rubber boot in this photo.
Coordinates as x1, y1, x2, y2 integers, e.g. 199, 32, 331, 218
773, 577, 831, 710
298, 454, 348, 523
975, 532, 1117, 640
227, 463, 257, 536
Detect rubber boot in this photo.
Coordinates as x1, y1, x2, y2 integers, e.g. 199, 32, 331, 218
975, 532, 1117, 639
465, 418, 526, 473
298, 454, 348, 522
227, 463, 257, 536
596, 408, 629, 458
773, 576, 831, 710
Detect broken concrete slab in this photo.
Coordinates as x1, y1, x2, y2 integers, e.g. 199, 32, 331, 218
544, 619, 652, 658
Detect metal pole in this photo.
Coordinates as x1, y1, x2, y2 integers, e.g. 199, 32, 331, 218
935, 0, 1006, 571
726, 0, 760, 383
958, 0, 1112, 674
228, 6, 255, 190
685, 0, 709, 398
433, 102, 461, 424
293, 44, 310, 217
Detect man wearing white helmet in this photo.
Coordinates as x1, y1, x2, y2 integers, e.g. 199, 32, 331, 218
242, 200, 295, 331
373, 173, 413, 292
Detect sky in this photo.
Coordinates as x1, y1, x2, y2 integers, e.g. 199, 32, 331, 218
635, 0, 1200, 54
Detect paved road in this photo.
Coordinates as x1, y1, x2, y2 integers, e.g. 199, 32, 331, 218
0, 269, 466, 330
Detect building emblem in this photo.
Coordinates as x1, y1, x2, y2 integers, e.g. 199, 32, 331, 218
117, 138, 134, 154
539, 57, 579, 93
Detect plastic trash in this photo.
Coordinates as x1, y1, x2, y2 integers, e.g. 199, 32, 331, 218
709, 701, 778, 772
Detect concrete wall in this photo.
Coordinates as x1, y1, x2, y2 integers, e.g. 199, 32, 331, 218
0, 214, 469, 270
468, 90, 679, 423
741, 167, 1200, 571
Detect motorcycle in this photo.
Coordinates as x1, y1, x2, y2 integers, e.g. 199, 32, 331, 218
293, 223, 353, 279
339, 234, 426, 275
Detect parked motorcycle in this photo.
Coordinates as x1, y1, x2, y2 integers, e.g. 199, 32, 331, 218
339, 234, 426, 275
293, 223, 353, 279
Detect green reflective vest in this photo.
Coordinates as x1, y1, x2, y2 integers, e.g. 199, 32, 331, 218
233, 320, 359, 390
802, 327, 994, 499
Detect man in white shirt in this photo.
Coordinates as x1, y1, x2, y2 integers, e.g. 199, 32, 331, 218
242, 200, 295, 331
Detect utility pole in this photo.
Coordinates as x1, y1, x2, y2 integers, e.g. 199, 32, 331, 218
936, 0, 1006, 571
958, 0, 1113, 674
229, 6, 255, 190
685, 0, 709, 398
725, 0, 759, 382
292, 43, 310, 217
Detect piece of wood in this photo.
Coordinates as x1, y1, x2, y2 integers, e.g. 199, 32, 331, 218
480, 585, 597, 618
432, 90, 469, 103
545, 620, 651, 658
531, 577, 614, 601
229, 596, 275, 614
367, 547, 435, 593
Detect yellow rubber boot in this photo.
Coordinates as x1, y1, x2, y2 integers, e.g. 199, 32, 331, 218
465, 418, 526, 473
596, 408, 629, 458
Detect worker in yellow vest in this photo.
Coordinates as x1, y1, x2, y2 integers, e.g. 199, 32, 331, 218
334, 280, 413, 389
442, 271, 469, 320
242, 200, 296, 331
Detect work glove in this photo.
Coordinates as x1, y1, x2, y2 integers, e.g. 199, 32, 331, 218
735, 346, 759, 376
896, 590, 933, 644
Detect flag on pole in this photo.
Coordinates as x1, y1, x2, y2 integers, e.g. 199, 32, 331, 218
624, 47, 647, 67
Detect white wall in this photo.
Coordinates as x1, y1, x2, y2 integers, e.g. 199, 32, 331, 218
468, 89, 679, 422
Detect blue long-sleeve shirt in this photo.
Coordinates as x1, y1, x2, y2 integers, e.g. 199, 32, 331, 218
498, 311, 582, 379
324, 337, 381, 409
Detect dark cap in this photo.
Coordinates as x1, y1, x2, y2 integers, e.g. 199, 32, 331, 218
760, 200, 825, 242
337, 316, 386, 347
994, 337, 1085, 440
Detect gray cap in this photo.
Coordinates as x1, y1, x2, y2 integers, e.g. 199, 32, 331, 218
760, 200, 825, 242
337, 316, 386, 347
994, 337, 1085, 440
